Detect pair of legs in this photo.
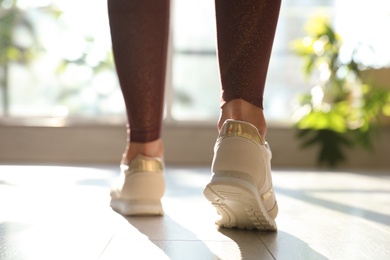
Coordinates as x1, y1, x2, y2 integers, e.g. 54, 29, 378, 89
107, 0, 281, 161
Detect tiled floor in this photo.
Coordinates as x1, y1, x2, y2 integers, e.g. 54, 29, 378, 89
0, 164, 389, 260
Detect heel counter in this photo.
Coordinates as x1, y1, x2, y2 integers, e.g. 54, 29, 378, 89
122, 172, 165, 200
212, 137, 269, 185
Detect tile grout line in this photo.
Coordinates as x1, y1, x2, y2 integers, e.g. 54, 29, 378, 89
97, 233, 116, 259
257, 234, 277, 260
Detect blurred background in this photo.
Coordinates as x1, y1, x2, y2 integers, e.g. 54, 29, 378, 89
1, 0, 389, 169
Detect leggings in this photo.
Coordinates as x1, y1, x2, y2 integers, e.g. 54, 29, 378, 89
108, 0, 281, 143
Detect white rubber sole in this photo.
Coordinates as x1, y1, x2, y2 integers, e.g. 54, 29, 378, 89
203, 176, 277, 231
110, 199, 164, 216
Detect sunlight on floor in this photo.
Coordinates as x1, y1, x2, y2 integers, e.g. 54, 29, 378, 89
0, 165, 389, 259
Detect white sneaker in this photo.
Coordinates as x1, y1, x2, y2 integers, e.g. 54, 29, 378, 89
110, 155, 165, 215
204, 120, 278, 231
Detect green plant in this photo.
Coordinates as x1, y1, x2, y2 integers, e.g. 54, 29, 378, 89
291, 17, 390, 167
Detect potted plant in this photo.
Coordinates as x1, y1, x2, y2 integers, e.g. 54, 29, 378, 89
291, 17, 390, 167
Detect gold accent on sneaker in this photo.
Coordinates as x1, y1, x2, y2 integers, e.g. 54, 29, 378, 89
219, 120, 265, 145
121, 155, 164, 174
261, 187, 274, 201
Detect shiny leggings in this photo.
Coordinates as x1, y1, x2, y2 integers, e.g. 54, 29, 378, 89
108, 0, 281, 142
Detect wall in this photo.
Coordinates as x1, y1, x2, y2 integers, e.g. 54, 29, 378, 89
0, 122, 389, 170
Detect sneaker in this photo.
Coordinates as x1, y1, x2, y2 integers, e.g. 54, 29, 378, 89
203, 120, 278, 231
110, 155, 165, 216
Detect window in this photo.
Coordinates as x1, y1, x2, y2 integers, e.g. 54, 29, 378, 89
1, 0, 389, 122
1, 0, 122, 118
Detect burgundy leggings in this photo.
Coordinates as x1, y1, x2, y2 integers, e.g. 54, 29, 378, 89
108, 0, 281, 142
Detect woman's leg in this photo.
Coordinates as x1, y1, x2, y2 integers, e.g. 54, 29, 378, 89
107, 0, 170, 163
215, 0, 281, 137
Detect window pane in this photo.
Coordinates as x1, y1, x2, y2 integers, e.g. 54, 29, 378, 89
171, 0, 220, 121
335, 0, 390, 68
172, 53, 220, 120
0, 0, 124, 117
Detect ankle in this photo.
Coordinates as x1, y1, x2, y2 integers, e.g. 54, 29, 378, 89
122, 138, 164, 164
219, 99, 267, 137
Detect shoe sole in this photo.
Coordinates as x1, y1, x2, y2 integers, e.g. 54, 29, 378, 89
204, 176, 277, 231
110, 199, 164, 216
